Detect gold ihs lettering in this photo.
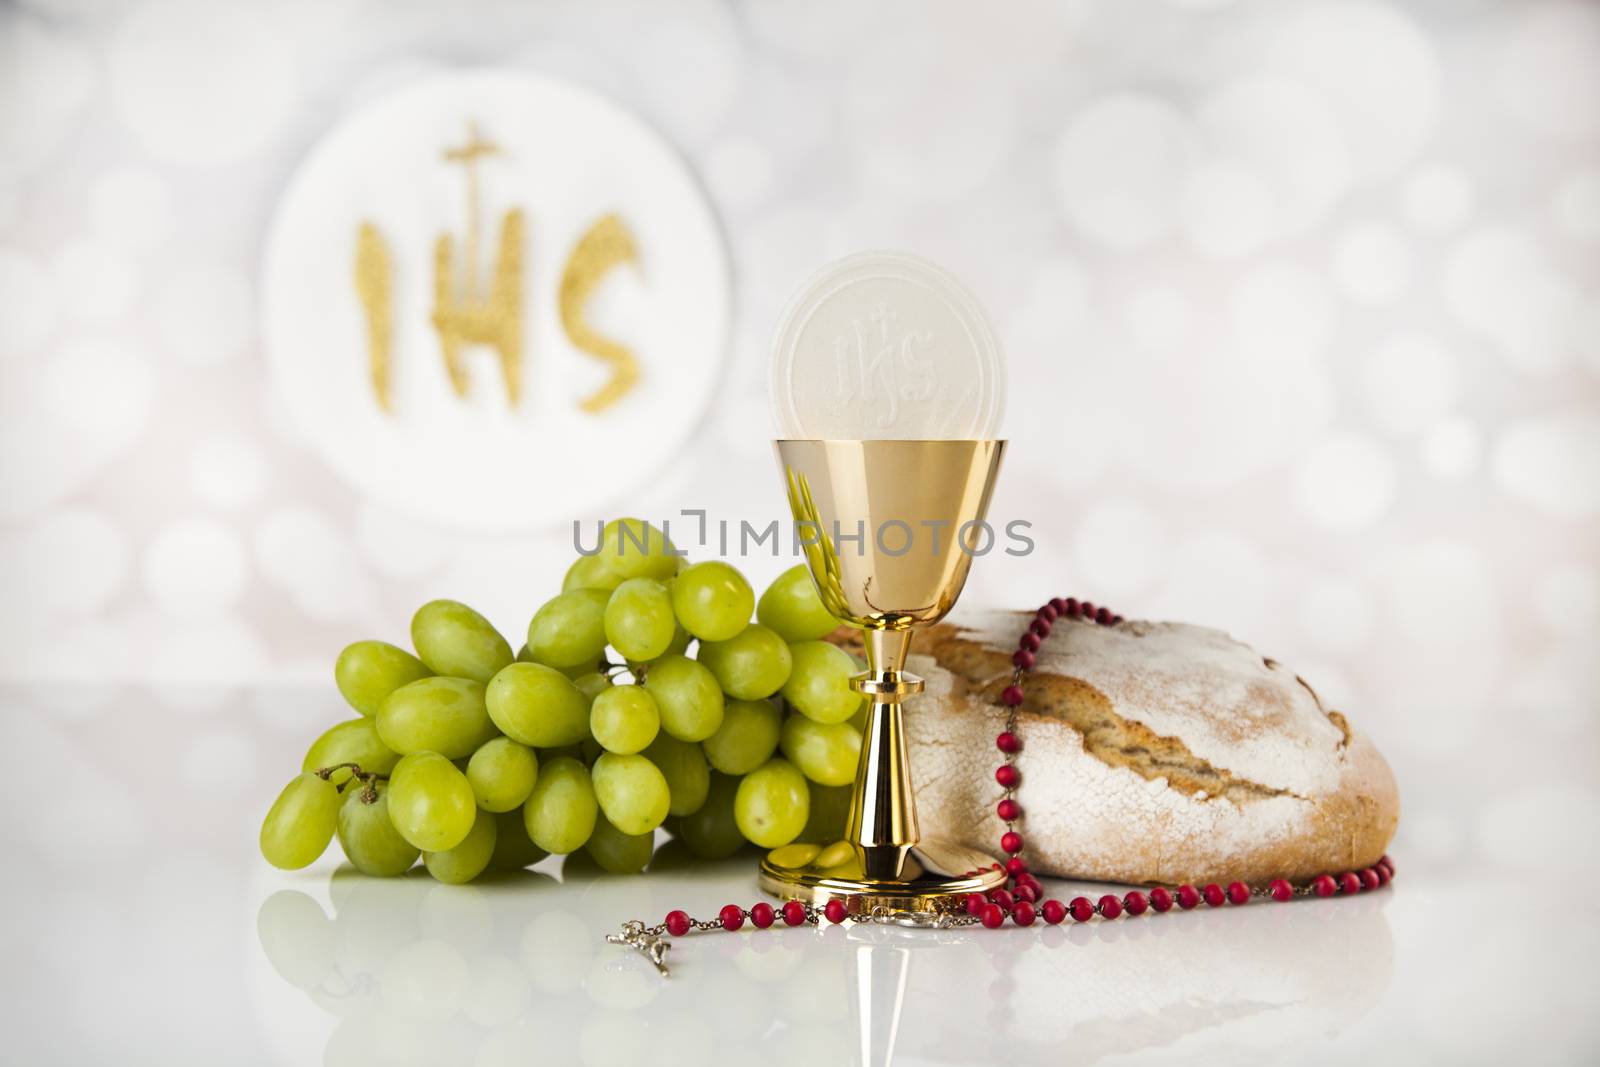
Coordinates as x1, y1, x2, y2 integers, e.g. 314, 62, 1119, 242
560, 213, 640, 414
353, 221, 394, 411
432, 123, 524, 406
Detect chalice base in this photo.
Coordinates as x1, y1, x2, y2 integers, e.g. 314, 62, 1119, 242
758, 839, 1007, 914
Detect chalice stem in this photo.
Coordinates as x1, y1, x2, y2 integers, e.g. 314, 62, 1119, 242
847, 628, 921, 880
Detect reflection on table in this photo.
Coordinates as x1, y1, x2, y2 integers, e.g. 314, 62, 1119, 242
255, 842, 1394, 1067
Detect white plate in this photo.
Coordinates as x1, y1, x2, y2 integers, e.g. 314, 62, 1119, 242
769, 251, 1005, 440
262, 70, 729, 530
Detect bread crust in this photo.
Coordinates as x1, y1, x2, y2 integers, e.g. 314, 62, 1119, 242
843, 611, 1400, 885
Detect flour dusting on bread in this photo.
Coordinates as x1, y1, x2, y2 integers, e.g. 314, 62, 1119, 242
898, 610, 1399, 884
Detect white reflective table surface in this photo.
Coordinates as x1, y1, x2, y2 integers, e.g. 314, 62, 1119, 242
3, 687, 1595, 1065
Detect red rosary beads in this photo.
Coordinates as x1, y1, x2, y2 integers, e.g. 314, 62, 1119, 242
619, 596, 1395, 972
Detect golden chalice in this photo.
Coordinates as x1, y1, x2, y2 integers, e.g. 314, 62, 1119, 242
760, 438, 1008, 912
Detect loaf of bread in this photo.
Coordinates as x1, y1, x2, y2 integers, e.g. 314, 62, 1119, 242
875, 610, 1398, 885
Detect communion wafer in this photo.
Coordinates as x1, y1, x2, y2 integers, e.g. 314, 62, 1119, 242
770, 251, 1005, 440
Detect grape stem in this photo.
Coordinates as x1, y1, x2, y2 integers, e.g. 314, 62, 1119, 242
600, 659, 642, 683
315, 763, 387, 804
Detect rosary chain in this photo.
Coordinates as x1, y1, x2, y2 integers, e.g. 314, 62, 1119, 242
610, 596, 1394, 975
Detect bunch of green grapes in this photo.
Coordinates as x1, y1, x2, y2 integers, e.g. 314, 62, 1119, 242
259, 517, 868, 883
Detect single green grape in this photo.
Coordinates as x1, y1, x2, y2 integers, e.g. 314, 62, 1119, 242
780, 714, 863, 787
671, 561, 754, 641
334, 640, 432, 716
489, 808, 548, 871
584, 814, 654, 875
589, 684, 660, 755
336, 782, 419, 876
376, 676, 499, 759
697, 623, 792, 700
797, 783, 853, 844
599, 518, 678, 580
387, 751, 477, 852
522, 756, 598, 854
571, 671, 612, 704
590, 752, 672, 836
677, 772, 745, 859
664, 621, 693, 657
485, 662, 590, 747
411, 599, 514, 683
643, 733, 710, 816
302, 717, 400, 784
757, 564, 841, 642
525, 589, 609, 670
424, 807, 498, 884
702, 698, 783, 775
260, 772, 340, 869
466, 737, 539, 812
603, 578, 676, 661
562, 552, 624, 593
642, 655, 724, 742
734, 758, 810, 848
781, 641, 865, 724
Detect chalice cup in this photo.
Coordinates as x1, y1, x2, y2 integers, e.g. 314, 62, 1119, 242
759, 438, 1009, 912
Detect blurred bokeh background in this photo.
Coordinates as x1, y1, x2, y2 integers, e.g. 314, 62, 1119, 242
1, 0, 1597, 889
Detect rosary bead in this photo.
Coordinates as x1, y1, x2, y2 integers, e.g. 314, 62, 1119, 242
1012, 901, 1037, 926
1360, 868, 1380, 891
1111, 614, 1124, 625
1312, 874, 1337, 898
719, 904, 745, 931
1339, 872, 1362, 895
1269, 879, 1294, 902
1068, 897, 1094, 922
1202, 884, 1225, 907
1014, 884, 1038, 904
665, 910, 691, 937
996, 732, 1021, 754
996, 798, 1021, 821
1000, 831, 1023, 855
823, 899, 849, 924
1012, 649, 1035, 670
995, 765, 1020, 788
1078, 601, 1095, 619
1123, 891, 1148, 916
1149, 886, 1173, 912
782, 900, 808, 927
1029, 618, 1051, 638
1095, 607, 1112, 625
1041, 899, 1067, 925
1374, 864, 1391, 887
1379, 855, 1394, 877
980, 904, 1006, 929
965, 892, 989, 916
1006, 858, 1029, 878
1176, 885, 1201, 910
1049, 597, 1067, 614
1098, 894, 1123, 919
1019, 632, 1041, 652
990, 889, 1015, 911
750, 902, 775, 929
1227, 881, 1250, 905
1001, 686, 1025, 707
1039, 603, 1059, 622
1063, 597, 1079, 615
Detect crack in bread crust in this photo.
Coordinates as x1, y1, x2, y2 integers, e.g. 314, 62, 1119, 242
918, 625, 1308, 804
